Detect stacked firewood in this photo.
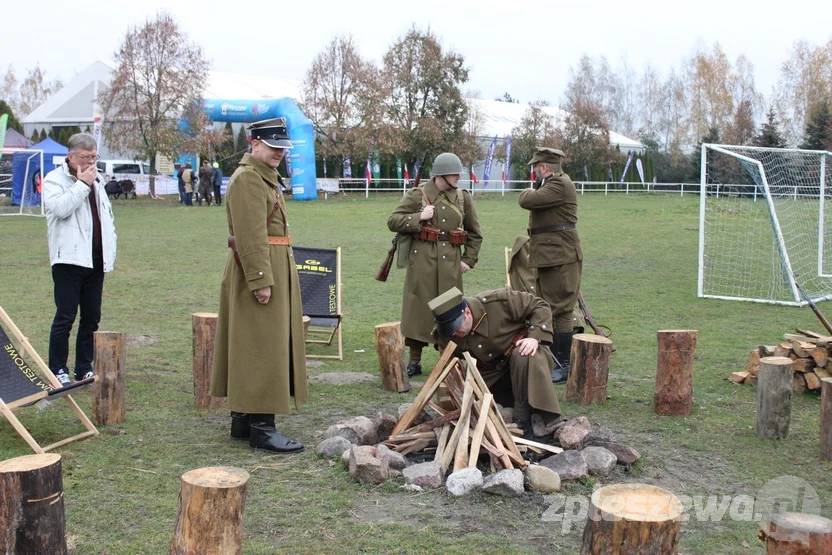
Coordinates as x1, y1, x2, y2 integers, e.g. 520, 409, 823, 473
730, 329, 832, 393
384, 343, 561, 473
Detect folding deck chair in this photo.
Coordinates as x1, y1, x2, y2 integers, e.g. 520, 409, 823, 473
0, 306, 99, 454
294, 246, 343, 361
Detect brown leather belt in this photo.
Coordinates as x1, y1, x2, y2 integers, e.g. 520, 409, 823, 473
267, 236, 292, 246
529, 223, 576, 235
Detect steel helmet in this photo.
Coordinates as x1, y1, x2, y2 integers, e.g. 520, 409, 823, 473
430, 153, 464, 177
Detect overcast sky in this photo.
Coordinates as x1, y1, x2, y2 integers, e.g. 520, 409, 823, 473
3, 0, 830, 106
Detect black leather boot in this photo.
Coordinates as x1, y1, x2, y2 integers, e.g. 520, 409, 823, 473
406, 361, 422, 377
512, 417, 533, 440
249, 414, 304, 453
230, 411, 250, 441
552, 331, 574, 384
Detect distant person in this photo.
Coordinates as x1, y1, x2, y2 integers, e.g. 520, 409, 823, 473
198, 159, 214, 206
42, 133, 117, 386
212, 161, 223, 206
104, 177, 122, 199
182, 163, 195, 206
176, 166, 186, 203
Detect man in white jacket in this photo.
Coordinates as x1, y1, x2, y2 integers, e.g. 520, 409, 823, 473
43, 133, 117, 387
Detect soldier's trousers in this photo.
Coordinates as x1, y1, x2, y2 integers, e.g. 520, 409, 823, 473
198, 184, 212, 205
536, 259, 582, 333
480, 348, 561, 421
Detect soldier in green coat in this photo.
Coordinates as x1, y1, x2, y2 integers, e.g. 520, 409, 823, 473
211, 118, 307, 453
387, 153, 483, 378
429, 287, 562, 437
518, 147, 583, 384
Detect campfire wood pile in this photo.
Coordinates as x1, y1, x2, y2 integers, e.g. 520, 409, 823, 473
384, 343, 562, 473
731, 329, 832, 393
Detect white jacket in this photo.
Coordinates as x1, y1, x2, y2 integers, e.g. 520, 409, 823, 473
43, 160, 117, 272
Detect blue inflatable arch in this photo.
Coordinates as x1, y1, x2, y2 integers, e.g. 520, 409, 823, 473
202, 97, 317, 201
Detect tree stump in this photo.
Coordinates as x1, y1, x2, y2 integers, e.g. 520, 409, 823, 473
564, 333, 613, 405
759, 512, 832, 554
821, 378, 832, 461
302, 315, 311, 340
192, 313, 224, 410
654, 330, 697, 416
756, 356, 794, 440
0, 454, 67, 555
374, 322, 410, 393
170, 466, 249, 555
580, 483, 683, 555
92, 331, 127, 425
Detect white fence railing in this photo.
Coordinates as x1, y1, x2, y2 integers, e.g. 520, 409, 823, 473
324, 178, 707, 198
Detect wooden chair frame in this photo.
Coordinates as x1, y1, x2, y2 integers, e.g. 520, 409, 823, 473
0, 306, 99, 454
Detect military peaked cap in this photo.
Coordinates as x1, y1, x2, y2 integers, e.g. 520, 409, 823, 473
249, 117, 293, 149
528, 146, 565, 165
428, 287, 467, 338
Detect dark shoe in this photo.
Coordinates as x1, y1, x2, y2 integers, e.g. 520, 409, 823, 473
512, 418, 533, 440
249, 414, 304, 453
555, 331, 573, 371
406, 361, 422, 377
551, 357, 569, 384
230, 411, 250, 440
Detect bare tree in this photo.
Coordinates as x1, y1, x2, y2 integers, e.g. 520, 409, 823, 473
637, 63, 666, 141
1, 65, 18, 109
685, 44, 735, 144
99, 12, 217, 196
774, 39, 832, 145
659, 68, 689, 161
301, 35, 379, 176
509, 101, 557, 174
16, 65, 63, 118
380, 26, 469, 174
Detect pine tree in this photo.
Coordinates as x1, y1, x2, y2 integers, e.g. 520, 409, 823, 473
218, 122, 236, 175
39, 129, 47, 142
753, 107, 787, 149
235, 125, 248, 166
799, 102, 831, 151
30, 129, 40, 143
0, 100, 24, 133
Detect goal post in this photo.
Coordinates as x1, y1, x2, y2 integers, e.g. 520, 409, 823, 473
698, 144, 832, 306
0, 148, 45, 217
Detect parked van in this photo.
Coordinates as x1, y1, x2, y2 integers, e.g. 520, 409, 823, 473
96, 160, 153, 181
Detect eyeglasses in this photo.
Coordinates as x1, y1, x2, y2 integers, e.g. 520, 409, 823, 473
70, 152, 99, 162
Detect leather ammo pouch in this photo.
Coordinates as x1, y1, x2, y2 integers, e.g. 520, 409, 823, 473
449, 229, 467, 246
416, 225, 441, 242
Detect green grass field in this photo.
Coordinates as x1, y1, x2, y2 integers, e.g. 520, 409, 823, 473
1, 193, 830, 554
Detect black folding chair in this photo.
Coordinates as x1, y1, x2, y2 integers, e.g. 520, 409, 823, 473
294, 246, 343, 360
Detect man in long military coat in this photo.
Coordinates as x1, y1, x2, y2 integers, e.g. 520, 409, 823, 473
387, 153, 483, 378
518, 147, 583, 384
429, 287, 562, 436
211, 117, 306, 453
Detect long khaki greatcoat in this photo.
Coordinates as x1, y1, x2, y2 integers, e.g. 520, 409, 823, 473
210, 154, 307, 414
518, 171, 582, 268
433, 287, 561, 417
387, 178, 483, 344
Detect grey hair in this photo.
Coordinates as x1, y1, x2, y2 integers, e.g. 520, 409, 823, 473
67, 133, 97, 153
544, 162, 562, 173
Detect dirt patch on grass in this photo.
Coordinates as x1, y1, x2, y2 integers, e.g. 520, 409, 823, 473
127, 334, 158, 346
308, 372, 377, 386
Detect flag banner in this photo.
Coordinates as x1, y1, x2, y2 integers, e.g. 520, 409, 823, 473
396, 157, 403, 187
635, 158, 645, 184
619, 152, 634, 185
502, 136, 512, 182
608, 167, 614, 182
372, 149, 381, 181
404, 164, 410, 186
583, 162, 589, 182
483, 135, 498, 182
343, 157, 352, 177
91, 81, 103, 147
323, 158, 327, 178
293, 246, 339, 325
470, 169, 478, 184
365, 160, 372, 184
0, 114, 7, 152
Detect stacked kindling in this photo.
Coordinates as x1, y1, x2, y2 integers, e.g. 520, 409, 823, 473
385, 344, 561, 474
731, 330, 832, 393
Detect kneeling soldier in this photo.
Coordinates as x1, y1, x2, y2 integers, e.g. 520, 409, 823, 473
429, 287, 562, 437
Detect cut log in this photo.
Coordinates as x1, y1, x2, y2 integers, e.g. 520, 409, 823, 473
759, 512, 832, 555
793, 373, 807, 394
564, 334, 613, 405
748, 375, 758, 387
816, 368, 832, 380
811, 346, 829, 368
170, 466, 249, 555
822, 378, 832, 462
92, 331, 127, 425
302, 315, 311, 339
0, 454, 66, 555
374, 322, 411, 393
759, 345, 777, 357
756, 357, 793, 440
747, 349, 761, 376
192, 313, 224, 410
730, 371, 750, 384
468, 393, 492, 468
804, 372, 821, 390
774, 344, 793, 357
795, 328, 825, 339
785, 333, 832, 345
791, 341, 814, 358
792, 358, 816, 373
452, 378, 474, 472
580, 483, 683, 555
654, 330, 697, 416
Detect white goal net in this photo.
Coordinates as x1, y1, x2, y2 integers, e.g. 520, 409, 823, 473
698, 144, 832, 306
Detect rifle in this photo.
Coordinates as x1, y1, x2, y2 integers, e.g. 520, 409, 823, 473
795, 282, 832, 336
577, 291, 615, 352
375, 154, 429, 282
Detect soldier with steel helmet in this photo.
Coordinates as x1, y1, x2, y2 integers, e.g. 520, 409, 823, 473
518, 147, 583, 384
211, 117, 307, 454
387, 153, 483, 377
